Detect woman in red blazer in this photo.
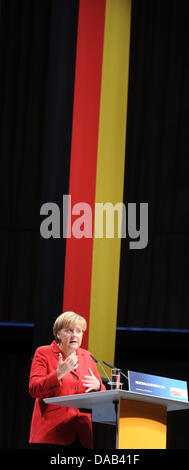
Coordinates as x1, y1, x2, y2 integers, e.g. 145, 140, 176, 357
29, 311, 106, 448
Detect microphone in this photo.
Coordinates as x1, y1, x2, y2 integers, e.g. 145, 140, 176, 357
103, 360, 128, 380
90, 354, 111, 382
103, 360, 115, 368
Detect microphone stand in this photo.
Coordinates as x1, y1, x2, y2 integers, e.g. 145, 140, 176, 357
90, 355, 111, 383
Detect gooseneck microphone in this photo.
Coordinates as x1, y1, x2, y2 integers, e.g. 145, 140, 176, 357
90, 354, 111, 382
102, 360, 115, 368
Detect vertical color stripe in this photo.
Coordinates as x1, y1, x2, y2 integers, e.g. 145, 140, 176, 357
63, 0, 106, 350
88, 0, 132, 368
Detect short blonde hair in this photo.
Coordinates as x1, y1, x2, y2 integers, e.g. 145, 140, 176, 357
53, 311, 87, 343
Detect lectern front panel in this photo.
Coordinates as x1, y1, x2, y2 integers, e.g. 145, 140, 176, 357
118, 399, 167, 449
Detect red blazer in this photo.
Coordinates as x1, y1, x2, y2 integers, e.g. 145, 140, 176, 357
29, 341, 106, 447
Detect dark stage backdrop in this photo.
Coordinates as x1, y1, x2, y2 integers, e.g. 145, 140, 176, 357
1, 0, 189, 450
117, 0, 189, 329
1, 0, 189, 339
0, 0, 53, 449
0, 0, 52, 322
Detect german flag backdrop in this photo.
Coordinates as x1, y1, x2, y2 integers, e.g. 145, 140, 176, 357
3, 0, 189, 353
2, 0, 189, 450
62, 0, 131, 368
33, 0, 131, 368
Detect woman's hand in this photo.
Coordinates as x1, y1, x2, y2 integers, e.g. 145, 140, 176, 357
82, 367, 101, 392
57, 352, 78, 381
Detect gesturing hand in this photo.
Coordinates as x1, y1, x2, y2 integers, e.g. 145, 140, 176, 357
57, 352, 78, 381
82, 367, 100, 393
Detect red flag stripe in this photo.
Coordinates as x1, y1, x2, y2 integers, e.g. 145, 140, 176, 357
62, 0, 106, 349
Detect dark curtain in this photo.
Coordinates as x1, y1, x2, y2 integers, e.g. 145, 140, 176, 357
117, 0, 189, 329
0, 349, 33, 448
0, 0, 52, 449
0, 0, 52, 322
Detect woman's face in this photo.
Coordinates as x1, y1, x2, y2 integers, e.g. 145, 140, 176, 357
57, 322, 84, 356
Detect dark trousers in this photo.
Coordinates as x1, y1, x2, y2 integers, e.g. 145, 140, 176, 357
28, 436, 84, 450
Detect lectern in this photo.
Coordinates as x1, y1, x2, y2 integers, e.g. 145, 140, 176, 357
44, 390, 189, 449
